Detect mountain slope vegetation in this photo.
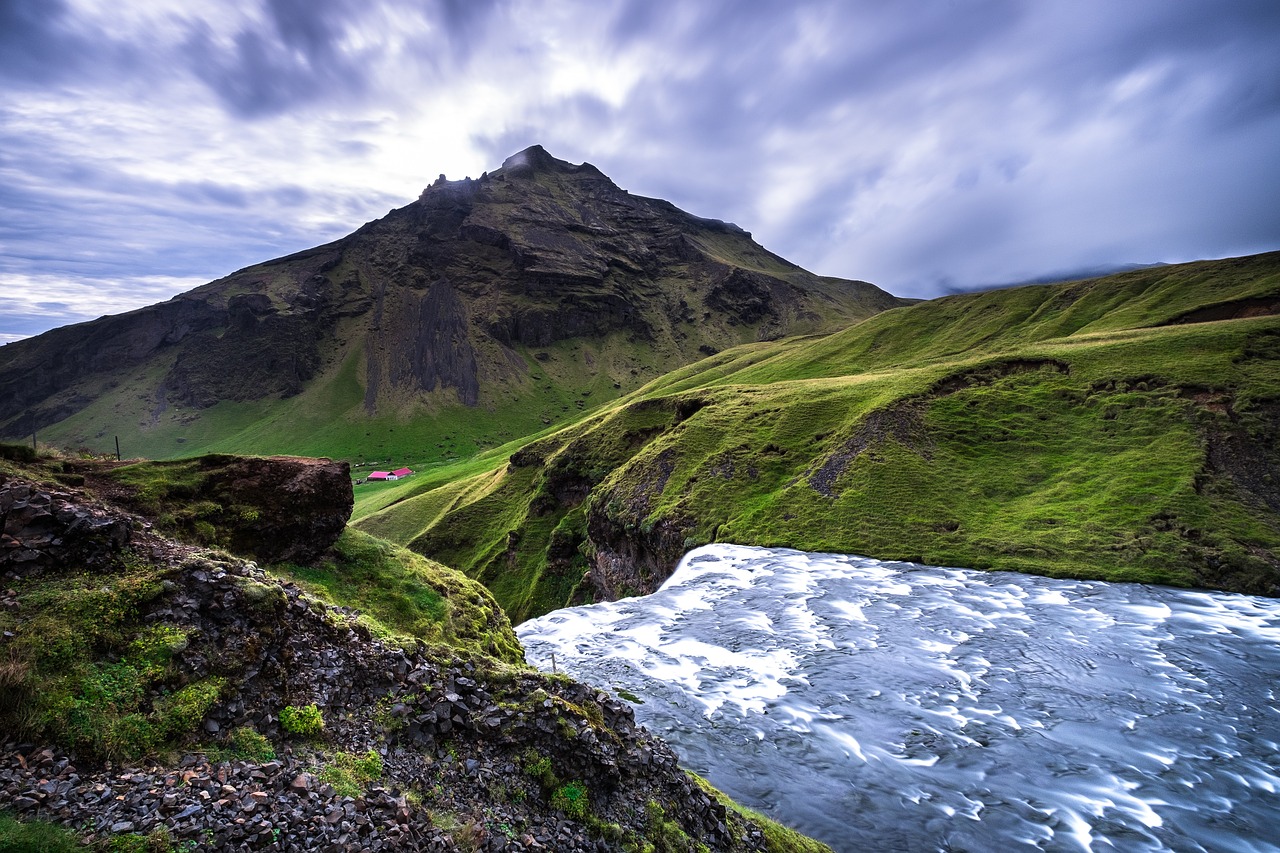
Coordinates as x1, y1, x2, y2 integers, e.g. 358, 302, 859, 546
354, 252, 1280, 622
0, 146, 902, 465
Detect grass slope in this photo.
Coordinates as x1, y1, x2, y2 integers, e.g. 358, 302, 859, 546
0, 452, 524, 763
354, 253, 1280, 621
37, 335, 631, 471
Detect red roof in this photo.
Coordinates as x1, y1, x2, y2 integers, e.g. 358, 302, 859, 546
392, 467, 412, 477
368, 471, 391, 479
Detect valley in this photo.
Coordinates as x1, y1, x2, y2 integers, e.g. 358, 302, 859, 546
353, 252, 1280, 621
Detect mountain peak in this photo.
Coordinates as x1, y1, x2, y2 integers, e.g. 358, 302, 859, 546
499, 144, 565, 175
0, 145, 906, 457
497, 144, 610, 181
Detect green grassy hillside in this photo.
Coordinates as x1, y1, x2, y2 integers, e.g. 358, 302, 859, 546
354, 253, 1280, 622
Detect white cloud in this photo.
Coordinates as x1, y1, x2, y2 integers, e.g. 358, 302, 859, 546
1, 0, 1277, 339
0, 273, 208, 341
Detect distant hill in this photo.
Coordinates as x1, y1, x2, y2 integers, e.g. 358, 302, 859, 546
352, 252, 1280, 621
974, 261, 1169, 291
0, 145, 904, 462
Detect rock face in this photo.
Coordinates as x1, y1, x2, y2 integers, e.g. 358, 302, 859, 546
184, 455, 354, 564
76, 454, 353, 565
0, 459, 797, 852
0, 476, 132, 575
0, 145, 906, 458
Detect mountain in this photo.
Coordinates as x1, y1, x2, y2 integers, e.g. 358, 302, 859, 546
353, 252, 1280, 621
0, 145, 904, 462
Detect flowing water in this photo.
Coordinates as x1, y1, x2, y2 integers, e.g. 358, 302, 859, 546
517, 545, 1280, 853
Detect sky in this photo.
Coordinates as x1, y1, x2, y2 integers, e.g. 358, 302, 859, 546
2, 0, 1279, 343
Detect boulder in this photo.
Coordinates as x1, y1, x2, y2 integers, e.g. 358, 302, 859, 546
192, 455, 353, 564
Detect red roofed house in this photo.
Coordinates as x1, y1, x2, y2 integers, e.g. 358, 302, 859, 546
368, 471, 391, 481
392, 467, 413, 478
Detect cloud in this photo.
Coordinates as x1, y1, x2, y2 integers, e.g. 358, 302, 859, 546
0, 273, 208, 342
552, 0, 1280, 294
0, 0, 84, 84
1, 0, 1278, 341
180, 0, 507, 118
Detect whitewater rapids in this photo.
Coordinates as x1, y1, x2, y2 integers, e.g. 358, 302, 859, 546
518, 544, 1280, 853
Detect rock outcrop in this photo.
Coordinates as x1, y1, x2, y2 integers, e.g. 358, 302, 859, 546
0, 457, 813, 851
81, 454, 353, 564
172, 455, 353, 564
0, 477, 132, 575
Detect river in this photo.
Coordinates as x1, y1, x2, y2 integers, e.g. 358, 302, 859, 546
517, 544, 1280, 853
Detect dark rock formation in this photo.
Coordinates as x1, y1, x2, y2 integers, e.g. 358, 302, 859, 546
80, 455, 353, 564
192, 456, 354, 563
0, 477, 132, 576
0, 461, 792, 852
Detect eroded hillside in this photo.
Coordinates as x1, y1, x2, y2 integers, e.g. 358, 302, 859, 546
0, 450, 828, 852
355, 253, 1280, 621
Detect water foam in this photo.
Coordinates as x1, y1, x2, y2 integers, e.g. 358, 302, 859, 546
518, 545, 1280, 853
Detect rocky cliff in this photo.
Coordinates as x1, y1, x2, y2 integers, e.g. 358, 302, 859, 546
0, 451, 828, 852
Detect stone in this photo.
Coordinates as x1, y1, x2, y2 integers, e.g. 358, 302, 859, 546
174, 803, 203, 819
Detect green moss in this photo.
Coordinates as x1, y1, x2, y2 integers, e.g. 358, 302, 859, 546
642, 800, 712, 853
373, 691, 419, 732
279, 703, 324, 737
551, 780, 589, 821
271, 529, 523, 664
154, 678, 224, 737
234, 577, 287, 613
0, 557, 227, 760
0, 811, 84, 852
522, 751, 556, 789
318, 749, 383, 798
688, 773, 832, 853
226, 726, 276, 761
0, 443, 38, 463
107, 827, 178, 853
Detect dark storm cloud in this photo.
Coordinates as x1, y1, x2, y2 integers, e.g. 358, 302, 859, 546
185, 0, 505, 117
184, 0, 370, 118
436, 0, 502, 44
0, 0, 83, 83
3, 0, 1279, 341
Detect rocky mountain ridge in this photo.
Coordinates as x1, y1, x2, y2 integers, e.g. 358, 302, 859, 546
0, 146, 905, 463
